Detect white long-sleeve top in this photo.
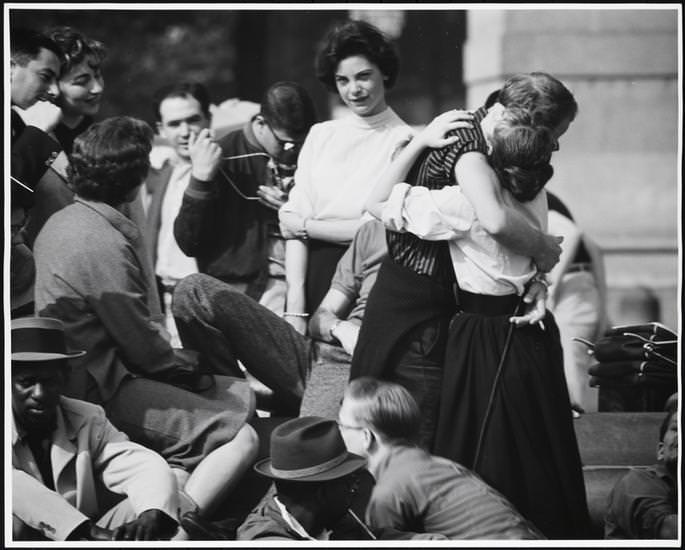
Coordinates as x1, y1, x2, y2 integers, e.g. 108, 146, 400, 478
279, 107, 412, 231
381, 183, 547, 296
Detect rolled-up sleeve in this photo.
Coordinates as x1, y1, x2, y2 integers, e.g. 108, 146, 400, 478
380, 183, 475, 241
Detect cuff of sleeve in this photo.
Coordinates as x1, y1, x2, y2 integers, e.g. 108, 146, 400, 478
49, 512, 91, 541
185, 177, 217, 199
380, 182, 412, 232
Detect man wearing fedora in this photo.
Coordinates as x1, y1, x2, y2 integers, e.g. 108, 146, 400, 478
11, 317, 179, 541
236, 417, 369, 541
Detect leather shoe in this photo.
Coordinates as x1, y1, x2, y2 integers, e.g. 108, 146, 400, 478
180, 511, 237, 540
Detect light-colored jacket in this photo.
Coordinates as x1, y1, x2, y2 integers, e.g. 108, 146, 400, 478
33, 198, 173, 403
12, 396, 178, 540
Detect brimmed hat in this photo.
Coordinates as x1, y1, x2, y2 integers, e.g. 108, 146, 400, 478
11, 317, 86, 362
254, 417, 365, 482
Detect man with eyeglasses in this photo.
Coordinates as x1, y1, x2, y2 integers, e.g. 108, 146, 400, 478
337, 378, 546, 540
172, 81, 316, 316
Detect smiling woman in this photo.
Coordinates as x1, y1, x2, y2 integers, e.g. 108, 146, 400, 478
49, 26, 107, 153
278, 19, 413, 330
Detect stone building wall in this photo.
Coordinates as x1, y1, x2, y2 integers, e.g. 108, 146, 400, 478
463, 8, 680, 328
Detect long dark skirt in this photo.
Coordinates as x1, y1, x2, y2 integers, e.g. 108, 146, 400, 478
433, 294, 591, 539
305, 239, 347, 314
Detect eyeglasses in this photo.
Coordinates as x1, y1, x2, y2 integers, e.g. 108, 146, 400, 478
262, 117, 303, 152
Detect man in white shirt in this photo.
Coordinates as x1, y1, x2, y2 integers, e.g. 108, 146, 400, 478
141, 82, 210, 342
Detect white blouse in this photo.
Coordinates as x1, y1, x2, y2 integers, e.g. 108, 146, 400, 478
381, 183, 547, 296
279, 107, 412, 230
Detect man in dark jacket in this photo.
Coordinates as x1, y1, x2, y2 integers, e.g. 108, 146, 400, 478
173, 81, 316, 315
236, 417, 368, 541
10, 28, 63, 209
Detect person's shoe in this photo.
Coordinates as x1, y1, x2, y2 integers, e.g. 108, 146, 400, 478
180, 511, 237, 540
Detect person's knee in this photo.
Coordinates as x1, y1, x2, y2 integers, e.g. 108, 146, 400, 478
236, 423, 260, 462
174, 273, 208, 302
172, 273, 215, 318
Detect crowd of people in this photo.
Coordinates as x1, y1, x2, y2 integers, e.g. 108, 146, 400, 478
9, 19, 678, 542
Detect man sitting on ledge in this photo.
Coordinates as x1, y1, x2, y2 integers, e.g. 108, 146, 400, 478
11, 317, 178, 541
605, 401, 678, 539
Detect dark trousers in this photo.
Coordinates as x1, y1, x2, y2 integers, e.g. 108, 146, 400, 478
387, 316, 448, 450
172, 273, 310, 416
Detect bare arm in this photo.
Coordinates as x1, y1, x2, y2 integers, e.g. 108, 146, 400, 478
284, 239, 309, 335
546, 210, 582, 309
305, 218, 367, 245
455, 153, 562, 272
309, 288, 359, 355
365, 110, 473, 219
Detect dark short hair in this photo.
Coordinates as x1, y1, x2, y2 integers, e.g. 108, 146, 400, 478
498, 72, 578, 130
152, 81, 212, 123
48, 26, 107, 78
345, 377, 420, 447
10, 27, 62, 66
260, 81, 317, 138
490, 108, 556, 203
315, 19, 400, 92
69, 116, 153, 207
659, 408, 677, 442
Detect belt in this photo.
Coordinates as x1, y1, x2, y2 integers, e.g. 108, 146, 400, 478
566, 263, 592, 274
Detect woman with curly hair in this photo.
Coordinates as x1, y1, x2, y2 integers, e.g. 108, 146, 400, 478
33, 116, 259, 539
279, 19, 433, 331
360, 73, 591, 538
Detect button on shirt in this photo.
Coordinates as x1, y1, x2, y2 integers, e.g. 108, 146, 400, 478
156, 161, 198, 284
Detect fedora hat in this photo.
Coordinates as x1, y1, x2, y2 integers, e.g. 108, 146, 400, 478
11, 317, 86, 362
254, 417, 365, 482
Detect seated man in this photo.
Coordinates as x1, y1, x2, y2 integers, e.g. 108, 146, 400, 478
236, 417, 368, 541
605, 404, 678, 539
32, 116, 258, 535
337, 378, 546, 540
172, 218, 387, 417
11, 317, 178, 541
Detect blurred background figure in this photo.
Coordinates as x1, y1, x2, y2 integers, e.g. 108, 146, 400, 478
546, 191, 608, 414
616, 286, 662, 326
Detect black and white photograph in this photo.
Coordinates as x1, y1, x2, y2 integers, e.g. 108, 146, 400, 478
5, 2, 681, 545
